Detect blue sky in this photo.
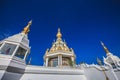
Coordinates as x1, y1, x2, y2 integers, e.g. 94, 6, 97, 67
0, 0, 120, 65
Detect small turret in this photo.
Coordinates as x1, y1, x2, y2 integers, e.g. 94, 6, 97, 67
44, 28, 76, 67
0, 20, 32, 80
0, 20, 31, 59
101, 41, 120, 69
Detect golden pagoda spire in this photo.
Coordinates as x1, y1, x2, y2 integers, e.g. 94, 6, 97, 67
100, 41, 110, 55
22, 20, 32, 34
56, 28, 62, 38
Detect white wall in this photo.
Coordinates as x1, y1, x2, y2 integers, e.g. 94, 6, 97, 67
20, 74, 87, 80
84, 67, 118, 80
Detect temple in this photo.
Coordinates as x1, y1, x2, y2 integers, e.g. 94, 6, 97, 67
0, 21, 120, 80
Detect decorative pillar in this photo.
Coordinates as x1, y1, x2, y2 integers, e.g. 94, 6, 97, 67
58, 55, 60, 66
45, 57, 49, 67
12, 45, 19, 57
24, 50, 29, 60
0, 42, 5, 50
60, 55, 62, 66
58, 54, 62, 66
71, 56, 74, 66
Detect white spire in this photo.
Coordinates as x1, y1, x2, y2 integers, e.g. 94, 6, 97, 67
100, 41, 110, 55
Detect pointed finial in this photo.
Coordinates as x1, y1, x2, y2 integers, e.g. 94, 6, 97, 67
46, 48, 49, 53
22, 20, 32, 34
97, 57, 102, 65
100, 41, 110, 54
56, 28, 62, 38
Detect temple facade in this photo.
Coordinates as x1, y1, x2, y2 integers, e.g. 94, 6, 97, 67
0, 21, 120, 80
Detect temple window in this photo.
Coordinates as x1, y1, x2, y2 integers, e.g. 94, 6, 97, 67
0, 43, 16, 55
62, 57, 71, 66
15, 47, 27, 59
49, 58, 58, 67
